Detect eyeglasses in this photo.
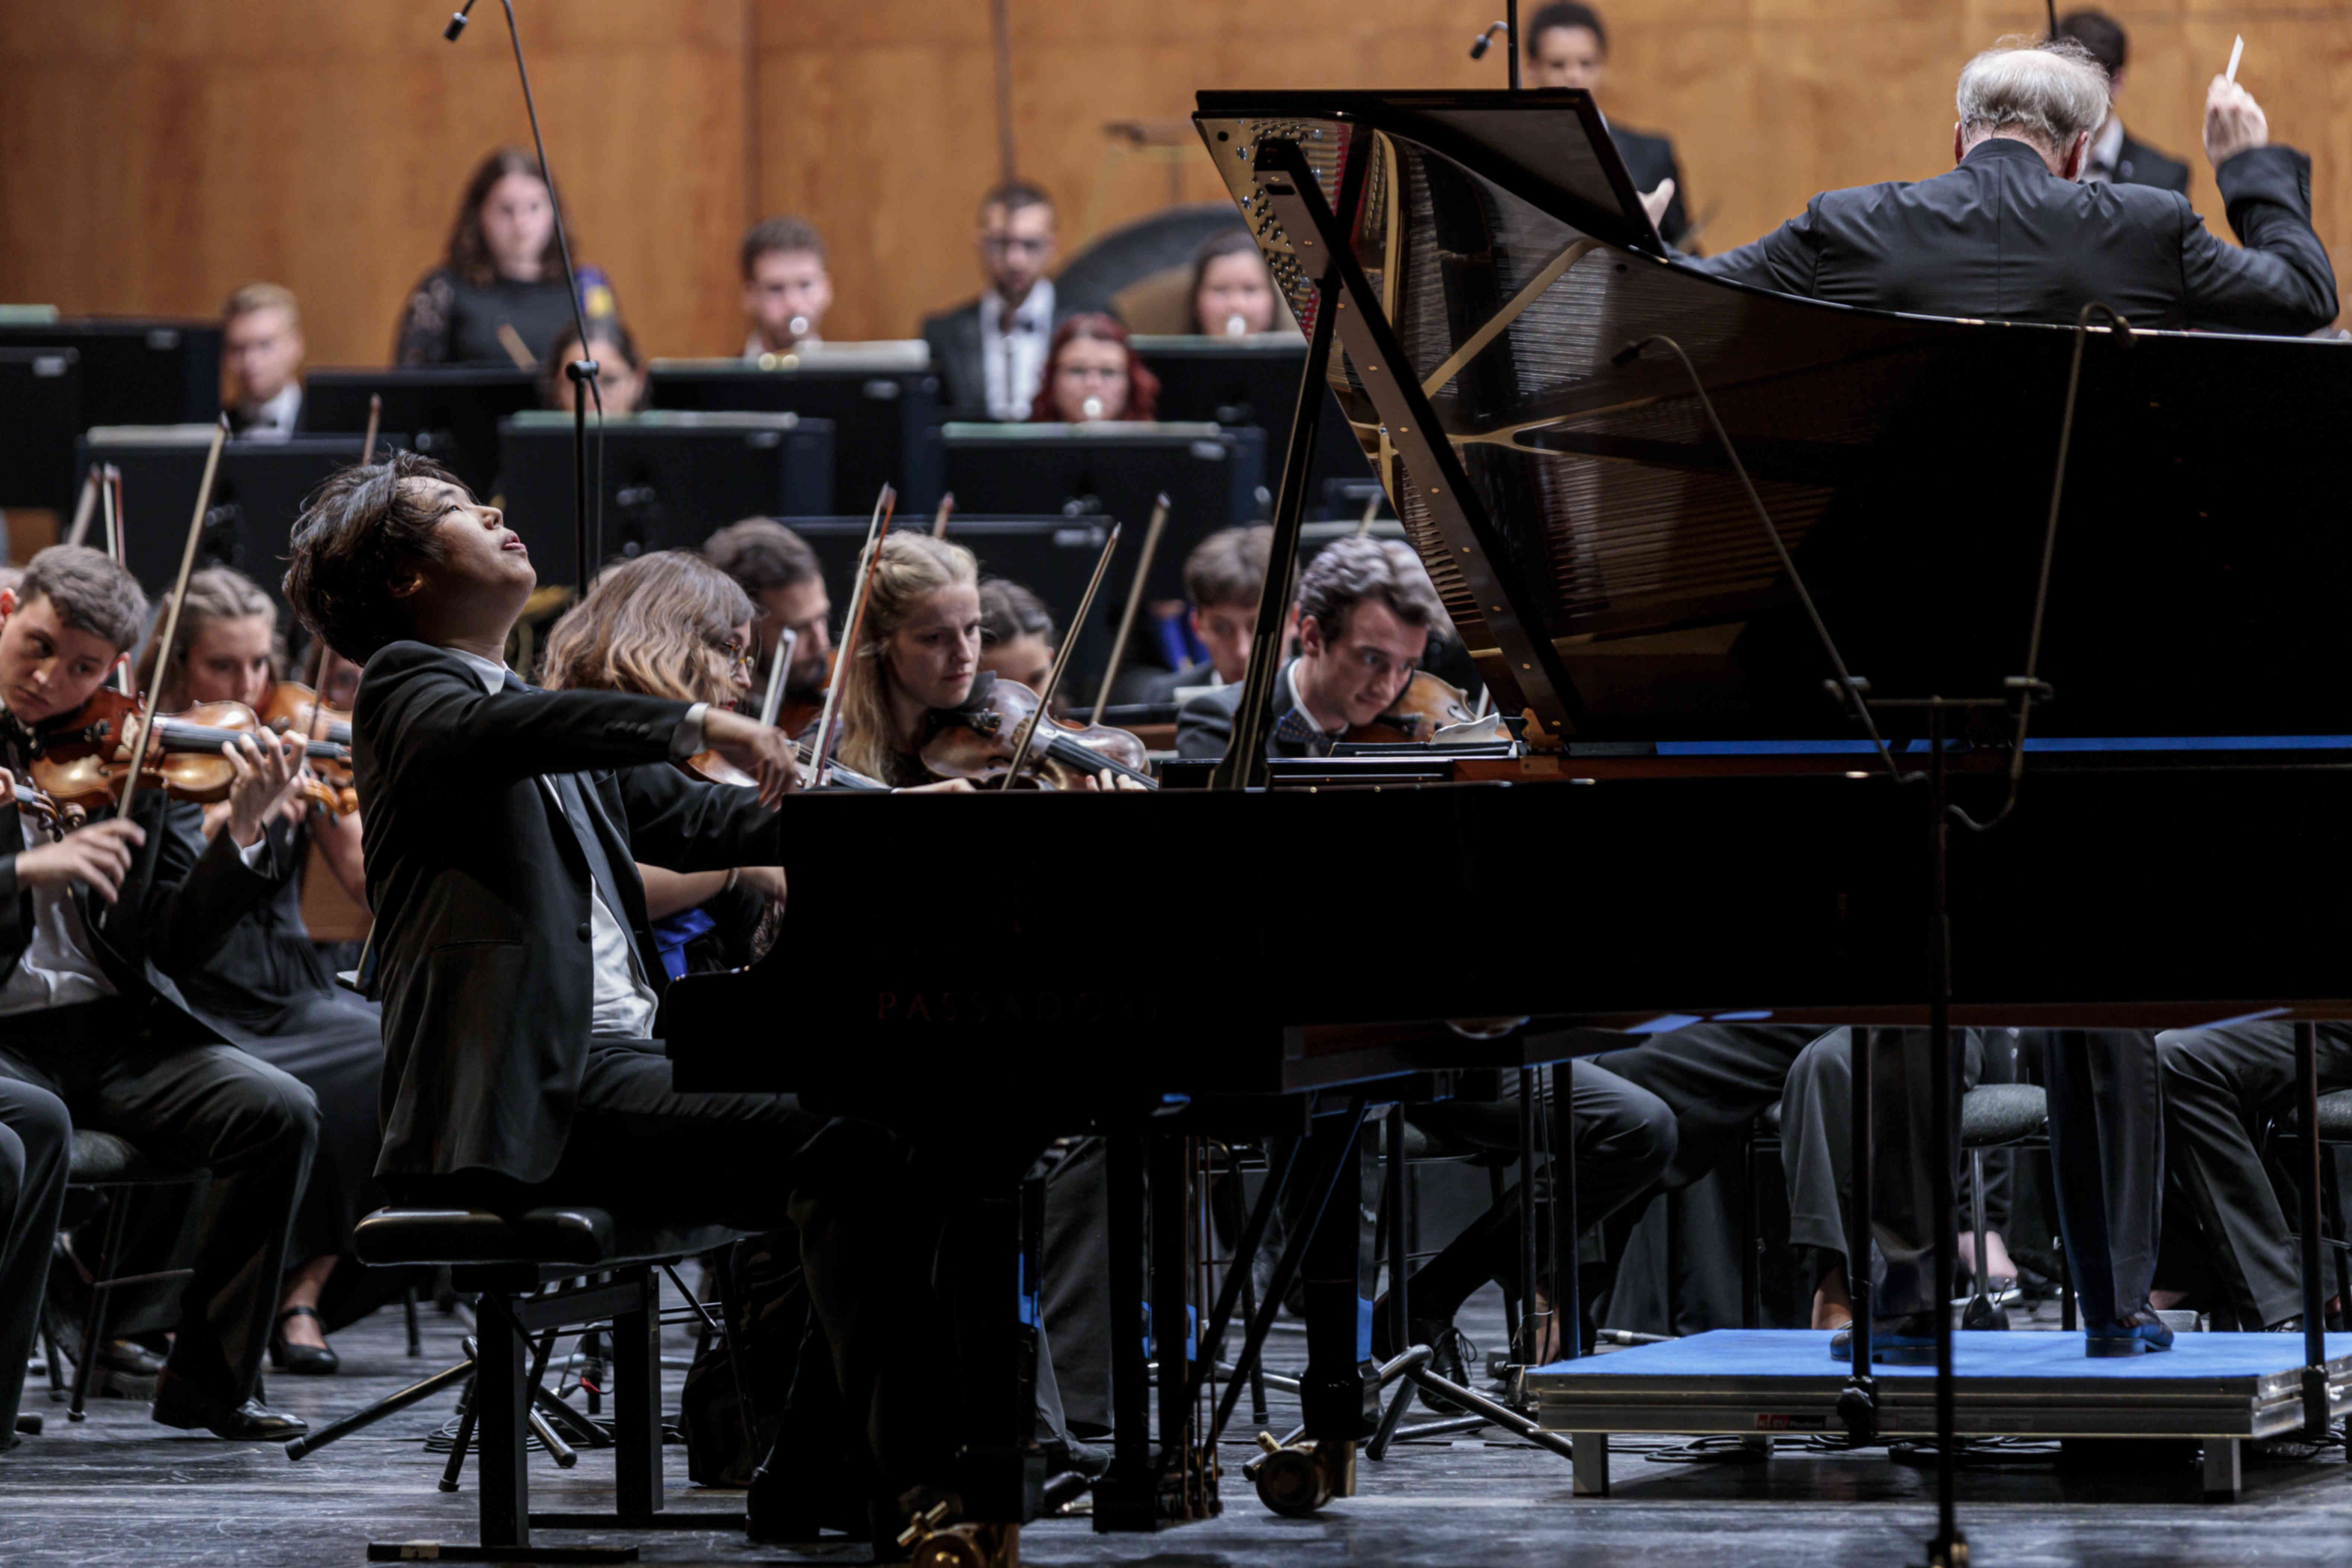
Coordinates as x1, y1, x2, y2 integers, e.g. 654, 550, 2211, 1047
711, 640, 754, 674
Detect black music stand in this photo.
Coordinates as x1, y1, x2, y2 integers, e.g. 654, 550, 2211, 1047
1133, 335, 1371, 509
300, 367, 540, 500
0, 348, 82, 512
497, 412, 834, 589
647, 346, 943, 515
0, 318, 220, 427
928, 423, 1267, 602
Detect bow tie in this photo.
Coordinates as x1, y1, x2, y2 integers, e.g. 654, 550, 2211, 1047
1272, 705, 1341, 757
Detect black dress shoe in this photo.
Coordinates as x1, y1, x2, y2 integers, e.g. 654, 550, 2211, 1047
151, 1375, 310, 1440
269, 1305, 340, 1375
2085, 1302, 2174, 1358
1371, 1306, 1476, 1415
42, 1301, 167, 1380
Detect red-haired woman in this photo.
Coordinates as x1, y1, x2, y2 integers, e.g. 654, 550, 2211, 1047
1027, 313, 1159, 424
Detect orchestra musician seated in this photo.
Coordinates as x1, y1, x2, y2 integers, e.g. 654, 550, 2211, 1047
138, 567, 382, 1376
1188, 231, 1281, 337
703, 517, 833, 709
0, 546, 319, 1440
1173, 535, 1439, 760
543, 320, 648, 415
1140, 524, 1272, 703
284, 453, 972, 1540
2055, 9, 2192, 191
1524, 1, 1694, 247
740, 215, 833, 357
920, 181, 1082, 420
1680, 40, 2334, 333
222, 282, 306, 440
395, 147, 623, 368
537, 549, 790, 979
976, 578, 1055, 694
1028, 314, 1158, 424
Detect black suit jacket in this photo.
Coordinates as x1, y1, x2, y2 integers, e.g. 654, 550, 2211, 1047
0, 740, 279, 1039
919, 294, 1086, 420
2114, 130, 2191, 195
1692, 139, 2336, 335
1137, 662, 1215, 707
1173, 661, 1329, 762
354, 641, 788, 1183
1612, 124, 1691, 248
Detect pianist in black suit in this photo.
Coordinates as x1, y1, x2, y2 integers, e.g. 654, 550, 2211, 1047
2055, 10, 2192, 194
1682, 42, 2335, 335
284, 454, 944, 1538
1523, 2, 1694, 248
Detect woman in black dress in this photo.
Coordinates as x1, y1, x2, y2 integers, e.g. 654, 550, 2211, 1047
394, 146, 623, 367
142, 568, 382, 1373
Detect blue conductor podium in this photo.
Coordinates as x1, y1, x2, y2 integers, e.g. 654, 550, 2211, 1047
1524, 1330, 2352, 1502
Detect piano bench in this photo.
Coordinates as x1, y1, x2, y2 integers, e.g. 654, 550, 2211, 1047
340, 1206, 751, 1558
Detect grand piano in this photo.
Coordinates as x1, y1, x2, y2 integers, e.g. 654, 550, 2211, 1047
662, 91, 2352, 1555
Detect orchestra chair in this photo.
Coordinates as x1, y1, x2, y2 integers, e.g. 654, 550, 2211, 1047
294, 1204, 752, 1565
1738, 1084, 2054, 1331
44, 1129, 204, 1420
2264, 1087, 2352, 1329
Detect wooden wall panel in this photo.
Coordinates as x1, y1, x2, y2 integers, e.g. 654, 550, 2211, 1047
0, 0, 2340, 389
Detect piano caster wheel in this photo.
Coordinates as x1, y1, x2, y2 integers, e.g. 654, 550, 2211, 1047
1251, 1433, 1335, 1518
898, 1502, 1018, 1568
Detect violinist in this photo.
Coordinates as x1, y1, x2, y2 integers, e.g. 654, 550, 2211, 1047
1139, 524, 1272, 702
136, 566, 384, 1377
703, 517, 832, 708
1174, 535, 1445, 761
976, 577, 1055, 695
830, 532, 987, 788
283, 454, 952, 1538
0, 545, 320, 1442
0, 855, 68, 1453
538, 550, 789, 978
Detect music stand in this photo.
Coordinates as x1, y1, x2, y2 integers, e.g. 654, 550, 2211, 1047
299, 367, 540, 499
0, 348, 82, 513
928, 422, 1267, 601
1134, 334, 1371, 511
648, 343, 943, 515
497, 411, 834, 588
76, 428, 387, 605
0, 319, 220, 427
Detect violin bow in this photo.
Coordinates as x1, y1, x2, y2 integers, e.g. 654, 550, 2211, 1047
1355, 487, 1381, 536
1088, 492, 1167, 723
361, 392, 383, 465
1001, 519, 1120, 788
931, 491, 955, 539
758, 627, 796, 730
806, 484, 895, 786
116, 416, 229, 822
63, 465, 101, 548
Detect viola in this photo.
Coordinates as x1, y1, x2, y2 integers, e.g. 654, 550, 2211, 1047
682, 736, 889, 794
919, 672, 1157, 791
1344, 670, 1512, 747
4, 773, 84, 841
262, 680, 361, 814
30, 689, 354, 814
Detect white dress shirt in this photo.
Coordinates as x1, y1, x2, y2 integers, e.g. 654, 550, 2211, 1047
449, 649, 706, 1039
234, 383, 303, 441
2082, 117, 2127, 184
980, 278, 1056, 422
0, 800, 272, 1016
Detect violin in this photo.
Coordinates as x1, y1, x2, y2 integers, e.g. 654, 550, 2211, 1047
261, 680, 360, 814
682, 733, 889, 794
30, 688, 354, 815
919, 672, 1158, 791
1344, 670, 1513, 747
4, 773, 85, 841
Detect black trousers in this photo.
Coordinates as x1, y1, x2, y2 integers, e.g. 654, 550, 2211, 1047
0, 1000, 317, 1406
1796, 1027, 2160, 1321
1037, 1137, 1111, 1436
2156, 1022, 2352, 1330
0, 1078, 71, 1436
232, 991, 386, 1277
386, 1038, 944, 1509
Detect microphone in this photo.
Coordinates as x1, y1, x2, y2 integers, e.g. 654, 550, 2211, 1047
443, 0, 478, 41
1469, 20, 1509, 59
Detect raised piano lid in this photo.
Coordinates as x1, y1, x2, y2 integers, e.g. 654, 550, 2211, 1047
1192, 91, 2352, 744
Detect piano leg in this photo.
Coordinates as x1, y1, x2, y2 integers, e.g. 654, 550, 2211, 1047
940, 1139, 1052, 1531
1298, 1109, 1380, 1499
1096, 1132, 1158, 1530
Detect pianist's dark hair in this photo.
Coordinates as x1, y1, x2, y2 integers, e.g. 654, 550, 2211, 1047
1296, 536, 1448, 645
1525, 1, 1607, 55
283, 452, 463, 665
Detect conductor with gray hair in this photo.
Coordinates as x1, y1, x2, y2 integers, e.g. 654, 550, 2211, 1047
1678, 39, 2334, 334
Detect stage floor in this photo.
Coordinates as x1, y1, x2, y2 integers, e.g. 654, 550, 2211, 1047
7, 1292, 2352, 1567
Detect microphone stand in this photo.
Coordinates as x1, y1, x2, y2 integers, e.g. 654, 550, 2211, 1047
445, 0, 601, 595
